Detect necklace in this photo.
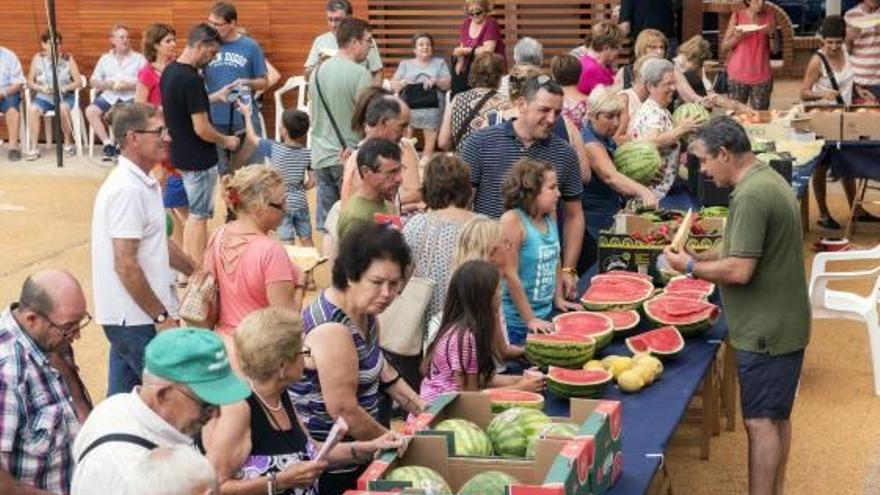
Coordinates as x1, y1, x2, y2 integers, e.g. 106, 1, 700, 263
247, 378, 283, 411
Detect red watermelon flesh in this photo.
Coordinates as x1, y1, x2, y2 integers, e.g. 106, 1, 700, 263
625, 326, 685, 359
666, 276, 715, 296
643, 295, 721, 337
581, 275, 655, 310
603, 270, 653, 281
661, 289, 707, 301
603, 309, 641, 332
553, 312, 614, 348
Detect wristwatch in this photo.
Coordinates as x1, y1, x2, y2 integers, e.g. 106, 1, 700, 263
153, 310, 170, 324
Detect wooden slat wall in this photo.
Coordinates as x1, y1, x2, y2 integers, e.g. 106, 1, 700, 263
0, 0, 369, 141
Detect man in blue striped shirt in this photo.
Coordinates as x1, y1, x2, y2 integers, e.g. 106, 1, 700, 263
460, 76, 586, 298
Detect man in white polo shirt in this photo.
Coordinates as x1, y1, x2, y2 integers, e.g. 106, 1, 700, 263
91, 103, 195, 397
71, 328, 249, 495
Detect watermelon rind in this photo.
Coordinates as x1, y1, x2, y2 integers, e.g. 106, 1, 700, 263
643, 294, 720, 337
483, 389, 545, 413
458, 471, 520, 495
665, 275, 715, 297
434, 418, 494, 456
524, 422, 580, 458
546, 366, 613, 398
386, 465, 453, 494
525, 334, 596, 369
553, 311, 614, 349
625, 326, 685, 360
602, 309, 641, 337
486, 408, 552, 458
580, 274, 655, 311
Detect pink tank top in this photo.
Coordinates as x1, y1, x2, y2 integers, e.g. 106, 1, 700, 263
726, 9, 774, 85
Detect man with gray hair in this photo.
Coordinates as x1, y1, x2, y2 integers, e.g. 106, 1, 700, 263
129, 446, 217, 495
664, 116, 810, 495
72, 328, 249, 495
91, 103, 196, 397
499, 37, 543, 100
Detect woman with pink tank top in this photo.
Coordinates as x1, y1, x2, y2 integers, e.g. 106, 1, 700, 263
721, 0, 779, 110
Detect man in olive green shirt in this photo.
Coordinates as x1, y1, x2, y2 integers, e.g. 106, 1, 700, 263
665, 116, 810, 495
336, 137, 402, 241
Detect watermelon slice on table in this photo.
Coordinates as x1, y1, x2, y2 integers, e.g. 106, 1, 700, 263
581, 274, 655, 311
602, 309, 641, 336
525, 333, 596, 369
661, 289, 708, 301
603, 270, 654, 282
553, 311, 614, 349
483, 389, 545, 413
643, 295, 721, 336
546, 366, 613, 398
665, 275, 715, 297
625, 326, 685, 360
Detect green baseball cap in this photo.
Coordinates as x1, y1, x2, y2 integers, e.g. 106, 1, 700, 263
145, 327, 249, 405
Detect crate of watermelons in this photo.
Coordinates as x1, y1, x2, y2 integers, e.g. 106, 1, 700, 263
597, 210, 724, 286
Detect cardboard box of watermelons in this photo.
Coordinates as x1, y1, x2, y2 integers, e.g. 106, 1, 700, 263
388, 391, 621, 495
597, 212, 725, 285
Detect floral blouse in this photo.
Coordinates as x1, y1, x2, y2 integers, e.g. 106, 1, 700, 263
628, 98, 679, 199
562, 98, 588, 132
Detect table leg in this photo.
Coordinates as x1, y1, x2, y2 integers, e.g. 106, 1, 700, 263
648, 458, 675, 495
800, 182, 810, 234
721, 341, 737, 432
700, 369, 717, 460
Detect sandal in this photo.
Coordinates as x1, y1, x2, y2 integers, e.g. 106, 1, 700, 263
817, 216, 842, 230
64, 144, 76, 157
24, 150, 40, 161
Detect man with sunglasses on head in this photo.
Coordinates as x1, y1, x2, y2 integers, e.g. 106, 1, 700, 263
72, 328, 249, 495
0, 269, 92, 495
305, 0, 384, 84
91, 103, 196, 399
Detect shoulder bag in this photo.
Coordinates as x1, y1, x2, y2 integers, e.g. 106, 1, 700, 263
314, 62, 349, 152
816, 51, 846, 106
378, 214, 438, 356
178, 225, 227, 329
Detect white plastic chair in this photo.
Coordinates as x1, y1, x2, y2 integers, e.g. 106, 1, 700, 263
809, 244, 880, 395
274, 76, 309, 143
24, 75, 86, 156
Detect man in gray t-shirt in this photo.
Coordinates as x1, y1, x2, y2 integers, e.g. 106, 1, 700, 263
305, 0, 383, 84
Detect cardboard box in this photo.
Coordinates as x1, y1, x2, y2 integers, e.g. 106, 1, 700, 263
843, 111, 880, 140
798, 110, 843, 140
371, 392, 622, 495
598, 214, 725, 285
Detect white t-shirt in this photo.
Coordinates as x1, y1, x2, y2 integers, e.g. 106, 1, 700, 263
90, 50, 146, 104
71, 389, 193, 495
91, 156, 175, 326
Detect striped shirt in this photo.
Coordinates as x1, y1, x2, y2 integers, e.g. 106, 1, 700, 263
846, 4, 880, 86
0, 305, 80, 495
258, 139, 310, 212
290, 291, 384, 450
460, 120, 584, 219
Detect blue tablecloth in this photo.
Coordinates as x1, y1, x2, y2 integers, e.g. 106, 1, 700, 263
541, 268, 729, 494
821, 141, 880, 181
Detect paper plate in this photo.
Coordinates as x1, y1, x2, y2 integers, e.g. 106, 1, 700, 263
736, 23, 765, 33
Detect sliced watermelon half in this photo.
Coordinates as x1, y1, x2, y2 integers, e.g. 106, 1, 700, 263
581, 274, 655, 311
602, 309, 641, 336
603, 270, 654, 282
625, 326, 685, 360
483, 389, 545, 413
546, 366, 613, 398
665, 275, 715, 297
643, 295, 721, 337
661, 289, 708, 301
553, 311, 614, 349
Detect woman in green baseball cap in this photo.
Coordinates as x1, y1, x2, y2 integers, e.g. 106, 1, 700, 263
200, 307, 405, 495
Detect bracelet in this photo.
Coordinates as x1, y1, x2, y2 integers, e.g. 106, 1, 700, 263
561, 266, 578, 277
686, 257, 696, 277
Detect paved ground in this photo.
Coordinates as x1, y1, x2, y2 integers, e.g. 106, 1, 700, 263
2, 83, 880, 493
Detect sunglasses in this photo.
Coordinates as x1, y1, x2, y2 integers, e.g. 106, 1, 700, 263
469, 9, 485, 16
268, 201, 285, 211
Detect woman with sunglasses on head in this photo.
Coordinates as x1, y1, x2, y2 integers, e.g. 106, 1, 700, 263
451, 0, 506, 91
201, 307, 404, 495
211, 165, 305, 370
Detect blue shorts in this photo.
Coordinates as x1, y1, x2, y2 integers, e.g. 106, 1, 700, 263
0, 92, 21, 113
163, 174, 189, 209
277, 207, 312, 241
34, 94, 75, 113
180, 166, 218, 219
90, 96, 113, 113
737, 349, 804, 420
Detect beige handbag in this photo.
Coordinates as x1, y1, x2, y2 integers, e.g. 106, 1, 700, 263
178, 225, 226, 329
378, 214, 438, 356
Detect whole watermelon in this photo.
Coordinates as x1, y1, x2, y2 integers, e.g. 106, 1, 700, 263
386, 465, 452, 494
525, 422, 580, 458
486, 408, 552, 458
434, 418, 494, 456
672, 102, 710, 127
613, 141, 662, 185
458, 471, 519, 495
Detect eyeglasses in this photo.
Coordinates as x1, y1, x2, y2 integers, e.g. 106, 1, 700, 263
32, 308, 92, 335
174, 386, 219, 418
132, 126, 168, 137
327, 15, 346, 24
268, 201, 286, 211
296, 347, 311, 357
469, 9, 485, 16
206, 18, 229, 28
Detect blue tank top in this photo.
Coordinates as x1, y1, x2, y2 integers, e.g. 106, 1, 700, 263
502, 209, 560, 328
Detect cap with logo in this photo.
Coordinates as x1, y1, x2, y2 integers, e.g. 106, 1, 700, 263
145, 327, 249, 405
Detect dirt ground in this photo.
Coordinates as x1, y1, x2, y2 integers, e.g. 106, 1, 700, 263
2, 80, 880, 494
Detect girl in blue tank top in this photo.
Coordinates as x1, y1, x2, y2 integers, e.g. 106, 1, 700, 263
500, 158, 583, 345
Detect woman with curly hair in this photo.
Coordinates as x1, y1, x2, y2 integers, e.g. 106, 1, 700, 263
499, 158, 581, 345
213, 165, 304, 367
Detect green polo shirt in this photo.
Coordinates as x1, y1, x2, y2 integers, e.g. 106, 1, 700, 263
720, 162, 811, 355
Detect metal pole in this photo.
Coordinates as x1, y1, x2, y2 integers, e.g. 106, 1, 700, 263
45, 0, 63, 167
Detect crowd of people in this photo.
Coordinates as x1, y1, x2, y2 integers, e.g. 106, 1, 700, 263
3, 0, 876, 494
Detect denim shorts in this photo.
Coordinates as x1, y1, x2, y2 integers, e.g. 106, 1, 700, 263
737, 349, 804, 420
33, 94, 75, 113
277, 207, 312, 241
163, 174, 189, 209
0, 92, 21, 112
90, 96, 114, 113
180, 166, 218, 219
